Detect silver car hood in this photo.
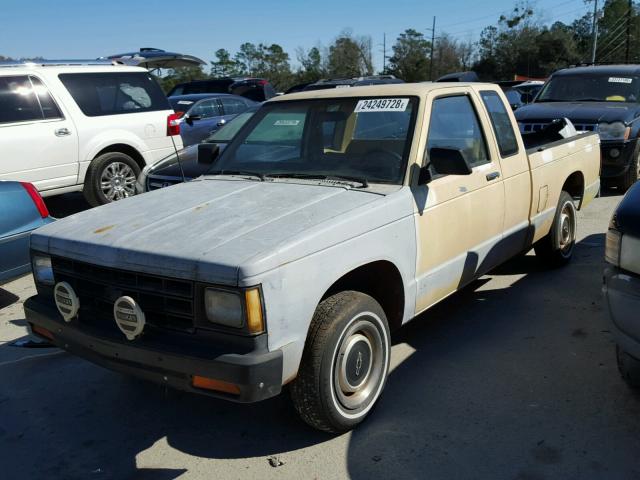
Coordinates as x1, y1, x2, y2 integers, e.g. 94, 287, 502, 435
32, 178, 406, 285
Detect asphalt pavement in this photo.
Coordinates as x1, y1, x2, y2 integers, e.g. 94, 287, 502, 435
0, 191, 638, 480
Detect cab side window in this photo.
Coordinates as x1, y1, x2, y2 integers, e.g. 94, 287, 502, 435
426, 95, 489, 169
480, 90, 519, 157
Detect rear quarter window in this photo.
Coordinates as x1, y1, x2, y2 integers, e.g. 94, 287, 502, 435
58, 72, 170, 117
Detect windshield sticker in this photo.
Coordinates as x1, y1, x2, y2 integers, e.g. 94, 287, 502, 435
176, 100, 194, 105
274, 120, 301, 126
355, 98, 409, 112
609, 77, 633, 84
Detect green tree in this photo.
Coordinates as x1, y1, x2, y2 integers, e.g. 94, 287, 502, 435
210, 48, 241, 77
327, 32, 374, 77
295, 46, 326, 83
387, 29, 431, 82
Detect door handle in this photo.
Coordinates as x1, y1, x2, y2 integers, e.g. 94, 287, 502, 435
486, 171, 501, 181
55, 128, 71, 137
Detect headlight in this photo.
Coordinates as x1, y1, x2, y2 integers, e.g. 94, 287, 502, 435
32, 254, 54, 285
597, 122, 630, 141
205, 288, 244, 328
203, 287, 264, 333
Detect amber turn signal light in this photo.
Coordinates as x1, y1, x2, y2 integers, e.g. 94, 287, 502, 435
245, 288, 264, 334
31, 324, 54, 341
192, 375, 241, 395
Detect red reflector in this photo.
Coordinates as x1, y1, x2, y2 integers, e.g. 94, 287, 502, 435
20, 182, 49, 218
192, 375, 241, 395
167, 113, 181, 136
31, 324, 54, 341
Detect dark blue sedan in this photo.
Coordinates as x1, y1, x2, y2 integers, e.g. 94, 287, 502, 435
0, 181, 54, 284
168, 93, 256, 147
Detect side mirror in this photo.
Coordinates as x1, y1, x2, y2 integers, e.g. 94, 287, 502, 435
197, 143, 220, 165
419, 147, 472, 184
186, 114, 201, 126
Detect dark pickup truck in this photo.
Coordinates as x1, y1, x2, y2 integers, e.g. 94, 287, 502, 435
515, 65, 640, 191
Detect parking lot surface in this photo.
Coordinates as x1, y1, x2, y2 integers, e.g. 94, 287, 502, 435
1, 192, 639, 480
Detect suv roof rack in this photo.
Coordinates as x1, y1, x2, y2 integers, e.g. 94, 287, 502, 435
0, 59, 117, 68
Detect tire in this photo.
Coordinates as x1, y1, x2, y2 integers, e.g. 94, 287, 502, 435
616, 344, 640, 389
617, 152, 639, 192
290, 291, 391, 433
83, 152, 141, 206
534, 190, 577, 268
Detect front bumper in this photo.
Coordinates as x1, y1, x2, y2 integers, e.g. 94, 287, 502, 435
603, 266, 640, 359
601, 139, 639, 180
24, 297, 283, 403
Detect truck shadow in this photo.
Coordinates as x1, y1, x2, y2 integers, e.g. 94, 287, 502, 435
44, 192, 91, 219
4, 234, 637, 479
346, 233, 639, 479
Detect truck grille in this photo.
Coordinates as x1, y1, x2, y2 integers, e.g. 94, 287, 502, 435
519, 122, 597, 133
51, 257, 196, 333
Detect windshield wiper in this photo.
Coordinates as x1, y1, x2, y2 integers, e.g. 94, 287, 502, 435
208, 170, 265, 181
265, 172, 369, 188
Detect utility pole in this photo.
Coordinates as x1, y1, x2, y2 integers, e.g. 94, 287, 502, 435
591, 0, 599, 64
626, 0, 632, 63
383, 33, 386, 73
429, 16, 436, 80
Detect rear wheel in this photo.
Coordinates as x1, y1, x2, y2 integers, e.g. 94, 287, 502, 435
534, 190, 577, 267
290, 291, 390, 433
84, 152, 140, 206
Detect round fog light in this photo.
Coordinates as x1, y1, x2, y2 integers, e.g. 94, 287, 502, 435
610, 148, 621, 159
114, 296, 146, 341
54, 282, 80, 322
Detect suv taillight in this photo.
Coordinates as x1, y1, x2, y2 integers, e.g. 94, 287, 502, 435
20, 182, 49, 218
167, 113, 181, 136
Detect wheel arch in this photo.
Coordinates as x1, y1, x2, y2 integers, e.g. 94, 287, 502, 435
93, 144, 146, 171
321, 260, 405, 332
562, 171, 585, 209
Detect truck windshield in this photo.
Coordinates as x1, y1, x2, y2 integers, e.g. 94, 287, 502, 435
209, 97, 418, 185
537, 74, 640, 103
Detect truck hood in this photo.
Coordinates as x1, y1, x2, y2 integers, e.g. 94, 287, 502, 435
515, 101, 640, 125
32, 178, 406, 285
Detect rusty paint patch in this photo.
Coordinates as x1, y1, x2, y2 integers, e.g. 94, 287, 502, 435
93, 225, 115, 234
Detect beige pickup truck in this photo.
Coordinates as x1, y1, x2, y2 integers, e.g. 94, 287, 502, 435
26, 83, 600, 433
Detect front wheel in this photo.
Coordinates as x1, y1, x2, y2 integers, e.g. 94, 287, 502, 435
84, 152, 141, 206
290, 291, 391, 433
534, 190, 577, 267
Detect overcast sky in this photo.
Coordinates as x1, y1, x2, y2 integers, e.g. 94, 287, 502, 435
1, 0, 591, 71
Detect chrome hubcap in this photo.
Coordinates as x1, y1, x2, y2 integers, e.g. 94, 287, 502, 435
333, 317, 386, 412
100, 162, 136, 201
558, 201, 576, 253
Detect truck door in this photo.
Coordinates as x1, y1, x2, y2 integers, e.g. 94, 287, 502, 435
478, 89, 532, 261
413, 91, 505, 313
0, 75, 78, 191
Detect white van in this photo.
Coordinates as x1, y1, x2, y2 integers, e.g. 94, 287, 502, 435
0, 61, 182, 205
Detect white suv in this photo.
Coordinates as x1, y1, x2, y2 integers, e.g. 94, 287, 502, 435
0, 61, 182, 205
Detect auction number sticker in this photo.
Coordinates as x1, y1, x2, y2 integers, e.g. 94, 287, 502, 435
274, 119, 301, 126
609, 77, 633, 84
355, 98, 409, 112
